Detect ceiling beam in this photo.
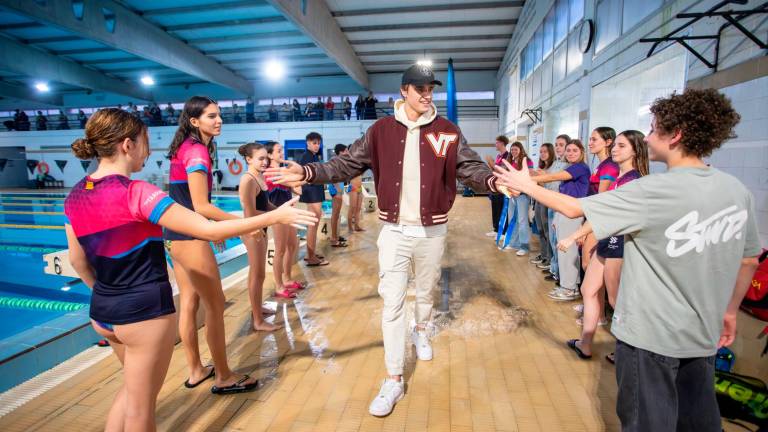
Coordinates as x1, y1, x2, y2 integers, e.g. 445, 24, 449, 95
0, 0, 254, 94
163, 16, 285, 32
138, 1, 266, 17
220, 53, 329, 66
22, 35, 80, 44
363, 57, 502, 66
205, 43, 317, 56
357, 47, 508, 56
0, 36, 152, 100
187, 31, 303, 44
266, 0, 368, 88
331, 2, 524, 17
350, 34, 511, 45
342, 19, 517, 32
0, 81, 63, 106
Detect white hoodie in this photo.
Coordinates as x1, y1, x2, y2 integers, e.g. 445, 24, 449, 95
393, 99, 437, 226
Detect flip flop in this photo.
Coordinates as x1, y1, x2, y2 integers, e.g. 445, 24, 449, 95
330, 242, 348, 248
305, 259, 329, 267
303, 255, 325, 261
284, 281, 305, 291
211, 375, 258, 395
184, 366, 215, 388
338, 236, 347, 242
566, 339, 592, 360
275, 290, 296, 299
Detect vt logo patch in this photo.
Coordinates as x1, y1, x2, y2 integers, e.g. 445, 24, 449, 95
425, 132, 458, 158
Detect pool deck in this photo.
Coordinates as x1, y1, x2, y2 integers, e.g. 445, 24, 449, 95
0, 197, 757, 431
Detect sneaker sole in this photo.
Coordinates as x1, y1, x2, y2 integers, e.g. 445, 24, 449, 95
369, 392, 405, 417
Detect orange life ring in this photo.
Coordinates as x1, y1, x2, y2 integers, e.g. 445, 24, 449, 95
228, 159, 243, 175
36, 162, 50, 175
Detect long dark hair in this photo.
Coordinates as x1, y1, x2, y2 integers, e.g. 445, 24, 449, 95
507, 141, 528, 171
167, 95, 218, 159
618, 130, 650, 176
539, 143, 555, 169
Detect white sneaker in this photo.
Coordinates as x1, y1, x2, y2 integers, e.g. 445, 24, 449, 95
549, 288, 581, 301
498, 246, 515, 252
485, 231, 497, 237
368, 379, 404, 417
411, 329, 433, 361
516, 249, 528, 256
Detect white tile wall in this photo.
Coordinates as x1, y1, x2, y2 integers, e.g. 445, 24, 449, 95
709, 76, 768, 247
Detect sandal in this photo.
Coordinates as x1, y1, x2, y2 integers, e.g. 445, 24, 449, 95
184, 366, 215, 388
211, 375, 258, 395
303, 255, 324, 261
330, 241, 348, 248
338, 236, 347, 242
305, 259, 329, 267
566, 339, 592, 360
284, 281, 305, 291
275, 290, 296, 299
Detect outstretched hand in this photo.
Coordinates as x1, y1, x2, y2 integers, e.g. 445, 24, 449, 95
264, 160, 307, 188
494, 158, 536, 194
273, 196, 319, 229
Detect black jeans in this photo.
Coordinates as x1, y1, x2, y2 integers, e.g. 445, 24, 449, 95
615, 340, 720, 432
490, 193, 505, 232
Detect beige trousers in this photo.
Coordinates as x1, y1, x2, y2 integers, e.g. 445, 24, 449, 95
377, 224, 446, 376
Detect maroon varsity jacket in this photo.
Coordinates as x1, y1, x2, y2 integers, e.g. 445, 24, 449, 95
302, 115, 498, 226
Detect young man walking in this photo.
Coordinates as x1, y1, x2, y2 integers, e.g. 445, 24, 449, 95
268, 65, 498, 416
494, 88, 760, 432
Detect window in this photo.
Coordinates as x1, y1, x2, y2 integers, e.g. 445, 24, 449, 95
566, 30, 582, 74
457, 91, 495, 100
553, 43, 567, 84
594, 0, 621, 53
218, 100, 233, 108
555, 0, 568, 45
534, 27, 543, 67
543, 8, 555, 58
622, 0, 662, 33
569, 0, 584, 30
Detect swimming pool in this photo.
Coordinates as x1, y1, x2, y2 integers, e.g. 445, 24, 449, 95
0, 192, 246, 392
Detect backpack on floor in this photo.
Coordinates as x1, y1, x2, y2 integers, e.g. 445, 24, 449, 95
716, 347, 736, 372
715, 370, 768, 431
741, 250, 768, 357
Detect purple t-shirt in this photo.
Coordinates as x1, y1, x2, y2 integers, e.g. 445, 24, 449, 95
559, 162, 590, 198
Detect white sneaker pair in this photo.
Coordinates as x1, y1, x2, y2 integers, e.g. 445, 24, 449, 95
368, 329, 432, 417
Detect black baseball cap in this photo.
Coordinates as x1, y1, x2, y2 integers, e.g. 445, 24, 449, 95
401, 65, 442, 86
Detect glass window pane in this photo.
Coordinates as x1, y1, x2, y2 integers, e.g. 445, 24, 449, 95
543, 8, 555, 58
534, 26, 543, 67
569, 0, 584, 29
553, 43, 567, 84
622, 0, 662, 33
567, 30, 582, 74
595, 0, 621, 53
555, 0, 568, 44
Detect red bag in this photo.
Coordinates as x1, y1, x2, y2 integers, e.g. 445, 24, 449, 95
741, 250, 768, 321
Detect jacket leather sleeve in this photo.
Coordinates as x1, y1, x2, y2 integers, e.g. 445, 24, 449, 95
303, 127, 373, 184
455, 128, 498, 193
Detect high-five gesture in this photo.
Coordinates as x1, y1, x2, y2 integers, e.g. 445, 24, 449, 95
493, 158, 536, 195
273, 196, 319, 229
264, 160, 307, 188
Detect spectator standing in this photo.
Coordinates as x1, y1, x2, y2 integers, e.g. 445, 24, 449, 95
15, 109, 30, 131
164, 103, 175, 125
387, 97, 395, 115
354, 94, 363, 120
35, 110, 48, 131
58, 111, 70, 130
245, 97, 255, 123
232, 103, 242, 123
268, 104, 278, 122
77, 110, 87, 129
150, 103, 162, 126
325, 97, 335, 120
281, 103, 291, 121
364, 91, 378, 119
292, 99, 301, 121
343, 97, 352, 120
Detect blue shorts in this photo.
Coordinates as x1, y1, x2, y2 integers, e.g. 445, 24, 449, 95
596, 236, 624, 259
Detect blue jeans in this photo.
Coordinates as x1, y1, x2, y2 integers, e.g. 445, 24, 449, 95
548, 208, 559, 277
510, 194, 530, 251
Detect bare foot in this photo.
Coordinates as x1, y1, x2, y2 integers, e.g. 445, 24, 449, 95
215, 373, 258, 388
261, 308, 276, 316
253, 321, 283, 332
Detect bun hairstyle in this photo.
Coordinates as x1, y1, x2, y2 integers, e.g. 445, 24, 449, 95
71, 108, 146, 160
237, 142, 265, 160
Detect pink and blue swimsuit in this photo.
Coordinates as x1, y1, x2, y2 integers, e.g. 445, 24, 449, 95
64, 175, 176, 327
165, 137, 212, 241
